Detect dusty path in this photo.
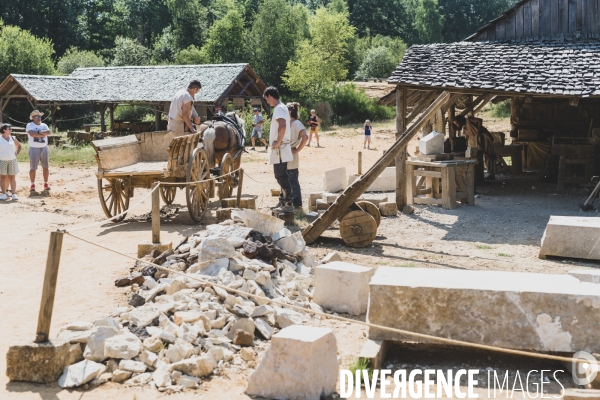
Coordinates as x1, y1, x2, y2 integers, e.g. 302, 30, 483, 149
1, 121, 598, 399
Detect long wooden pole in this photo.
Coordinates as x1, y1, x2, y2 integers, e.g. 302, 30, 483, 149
358, 152, 363, 175
303, 91, 455, 244
35, 231, 65, 343
152, 182, 160, 244
236, 169, 244, 208
395, 87, 408, 207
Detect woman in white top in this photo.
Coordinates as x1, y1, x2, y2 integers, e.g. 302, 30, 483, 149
0, 123, 22, 200
286, 103, 308, 208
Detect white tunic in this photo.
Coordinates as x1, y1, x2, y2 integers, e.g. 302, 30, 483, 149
268, 102, 293, 165
0, 135, 17, 161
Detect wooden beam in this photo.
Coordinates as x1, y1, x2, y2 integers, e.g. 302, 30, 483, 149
100, 103, 107, 132
473, 95, 496, 115
109, 104, 115, 132
35, 231, 64, 343
406, 91, 439, 125
448, 105, 456, 151
154, 103, 161, 131
5, 82, 19, 96
460, 94, 493, 117
396, 87, 407, 207
302, 91, 457, 245
237, 80, 253, 96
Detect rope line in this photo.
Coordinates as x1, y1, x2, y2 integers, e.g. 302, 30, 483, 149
158, 167, 242, 187
64, 230, 589, 366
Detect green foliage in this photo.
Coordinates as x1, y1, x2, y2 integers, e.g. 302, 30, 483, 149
111, 36, 151, 66
355, 46, 397, 79
328, 84, 395, 125
348, 358, 373, 385
490, 99, 511, 118
0, 25, 55, 81
113, 105, 153, 121
17, 142, 97, 166
239, 106, 271, 144
152, 27, 179, 64
249, 0, 309, 87
439, 0, 516, 42
413, 0, 444, 43
175, 46, 209, 65
113, 0, 171, 47
202, 10, 249, 63
57, 48, 105, 75
167, 0, 208, 50
347, 0, 408, 39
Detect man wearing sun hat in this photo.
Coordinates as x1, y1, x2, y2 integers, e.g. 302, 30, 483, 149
26, 110, 51, 191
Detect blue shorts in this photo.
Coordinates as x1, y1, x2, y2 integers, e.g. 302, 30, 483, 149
251, 128, 263, 139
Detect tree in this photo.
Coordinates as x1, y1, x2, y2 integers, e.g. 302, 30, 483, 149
346, 0, 408, 39
152, 27, 179, 64
112, 0, 171, 47
0, 25, 55, 81
355, 46, 397, 79
248, 0, 309, 87
57, 48, 105, 75
79, 0, 120, 56
111, 36, 150, 66
175, 45, 209, 65
413, 0, 444, 43
167, 0, 208, 50
202, 10, 248, 64
438, 0, 515, 42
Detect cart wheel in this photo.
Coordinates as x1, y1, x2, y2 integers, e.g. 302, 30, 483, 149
97, 177, 130, 222
160, 187, 176, 205
186, 148, 210, 222
218, 153, 236, 199
339, 210, 377, 248
356, 201, 381, 227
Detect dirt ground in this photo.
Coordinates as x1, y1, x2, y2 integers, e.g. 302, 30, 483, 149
2, 118, 599, 399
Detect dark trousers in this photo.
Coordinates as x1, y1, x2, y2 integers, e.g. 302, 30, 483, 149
287, 168, 302, 207
273, 162, 292, 205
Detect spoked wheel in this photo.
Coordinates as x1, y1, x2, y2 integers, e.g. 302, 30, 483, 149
218, 153, 237, 200
97, 177, 130, 222
186, 148, 211, 222
160, 187, 177, 205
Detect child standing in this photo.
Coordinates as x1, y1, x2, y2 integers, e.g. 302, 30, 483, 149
364, 120, 372, 149
0, 123, 22, 200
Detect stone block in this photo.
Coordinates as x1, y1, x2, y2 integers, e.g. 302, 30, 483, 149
137, 242, 172, 259
103, 332, 142, 359
368, 267, 600, 353
323, 167, 347, 192
313, 261, 373, 315
540, 217, 600, 260
196, 237, 237, 261
231, 209, 284, 236
316, 199, 329, 210
357, 194, 389, 207
276, 232, 306, 255
322, 252, 343, 263
216, 208, 236, 222
246, 325, 338, 400
569, 270, 600, 284
324, 194, 339, 204
221, 195, 257, 209
309, 193, 322, 210
348, 167, 396, 192
419, 131, 444, 155
6, 340, 70, 383
379, 202, 398, 216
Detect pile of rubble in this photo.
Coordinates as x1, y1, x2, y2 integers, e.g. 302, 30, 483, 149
56, 209, 325, 392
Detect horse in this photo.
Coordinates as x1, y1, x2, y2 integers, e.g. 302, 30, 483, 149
198, 111, 246, 171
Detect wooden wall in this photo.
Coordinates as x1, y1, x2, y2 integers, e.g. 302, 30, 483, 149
471, 0, 600, 41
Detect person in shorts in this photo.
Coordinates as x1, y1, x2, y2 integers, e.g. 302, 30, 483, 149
364, 119, 372, 149
307, 109, 320, 147
26, 110, 51, 191
250, 108, 268, 151
0, 123, 22, 200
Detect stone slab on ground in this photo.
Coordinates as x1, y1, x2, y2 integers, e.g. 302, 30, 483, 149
6, 340, 70, 383
348, 167, 396, 192
569, 270, 600, 284
539, 216, 600, 260
313, 261, 373, 315
368, 267, 600, 353
379, 202, 398, 216
137, 242, 172, 259
323, 167, 347, 192
246, 325, 338, 400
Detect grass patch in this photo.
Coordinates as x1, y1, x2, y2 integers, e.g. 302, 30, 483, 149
17, 143, 96, 167
376, 261, 390, 266
395, 262, 417, 268
475, 244, 493, 250
348, 358, 372, 385
498, 252, 513, 257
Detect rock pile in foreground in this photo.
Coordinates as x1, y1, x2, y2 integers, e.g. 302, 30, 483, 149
56, 210, 324, 392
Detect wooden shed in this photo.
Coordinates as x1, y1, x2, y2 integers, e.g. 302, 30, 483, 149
386, 0, 600, 204
0, 63, 267, 131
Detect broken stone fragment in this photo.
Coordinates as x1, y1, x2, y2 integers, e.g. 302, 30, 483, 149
58, 359, 107, 388
240, 347, 255, 361
275, 308, 303, 329
226, 318, 255, 340
169, 354, 216, 378
129, 307, 160, 328
57, 329, 92, 344
118, 359, 147, 374
142, 336, 163, 352
83, 326, 118, 362
111, 369, 132, 383
321, 251, 343, 263
208, 346, 224, 361
145, 326, 176, 343
115, 277, 131, 287
128, 293, 146, 307
103, 332, 142, 359
191, 258, 229, 276
152, 367, 172, 387
233, 330, 254, 347
173, 310, 203, 325
139, 349, 158, 367
176, 374, 200, 389
254, 317, 274, 340
63, 321, 94, 331
275, 232, 306, 256
196, 238, 237, 260
67, 343, 84, 366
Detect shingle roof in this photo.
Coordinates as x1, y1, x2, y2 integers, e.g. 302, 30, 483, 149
388, 38, 600, 97
4, 64, 256, 102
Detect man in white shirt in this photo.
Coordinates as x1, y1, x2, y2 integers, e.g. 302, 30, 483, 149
263, 86, 293, 208
167, 79, 202, 137
26, 110, 51, 191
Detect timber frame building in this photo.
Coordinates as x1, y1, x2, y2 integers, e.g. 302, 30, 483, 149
386, 0, 600, 205
0, 63, 267, 131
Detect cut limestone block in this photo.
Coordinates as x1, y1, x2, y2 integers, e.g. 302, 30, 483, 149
246, 325, 338, 400
316, 199, 329, 210
216, 208, 239, 222
569, 270, 600, 284
368, 267, 600, 353
379, 202, 398, 216
359, 339, 391, 370
313, 261, 373, 315
324, 194, 339, 204
419, 131, 444, 155
137, 242, 172, 259
221, 196, 257, 210
357, 194, 389, 207
6, 340, 70, 383
348, 167, 395, 192
309, 193, 322, 211
323, 167, 347, 192
539, 217, 600, 260
231, 209, 284, 236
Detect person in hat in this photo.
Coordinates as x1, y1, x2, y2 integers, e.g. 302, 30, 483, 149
26, 110, 51, 191
250, 107, 268, 151
167, 79, 202, 137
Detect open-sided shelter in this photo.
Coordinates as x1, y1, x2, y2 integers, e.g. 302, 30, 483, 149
385, 0, 600, 204
0, 63, 267, 131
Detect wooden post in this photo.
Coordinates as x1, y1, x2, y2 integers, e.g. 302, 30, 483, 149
35, 231, 65, 343
441, 166, 457, 209
406, 163, 415, 205
395, 86, 407, 208
109, 104, 115, 133
448, 105, 456, 151
51, 105, 57, 130
152, 182, 160, 244
358, 151, 362, 175
100, 104, 107, 132
236, 169, 244, 208
154, 103, 161, 131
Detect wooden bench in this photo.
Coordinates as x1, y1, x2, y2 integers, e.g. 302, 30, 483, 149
406, 160, 477, 210
83, 124, 101, 133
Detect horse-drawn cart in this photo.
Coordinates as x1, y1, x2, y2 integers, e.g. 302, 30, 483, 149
92, 130, 240, 223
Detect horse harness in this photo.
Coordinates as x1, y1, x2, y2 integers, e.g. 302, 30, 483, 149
208, 112, 247, 160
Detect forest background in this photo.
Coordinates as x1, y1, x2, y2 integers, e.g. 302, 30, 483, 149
0, 0, 515, 128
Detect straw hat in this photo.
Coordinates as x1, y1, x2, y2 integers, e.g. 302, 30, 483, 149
30, 110, 44, 119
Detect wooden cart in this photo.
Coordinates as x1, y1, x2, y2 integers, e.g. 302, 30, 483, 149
92, 131, 235, 223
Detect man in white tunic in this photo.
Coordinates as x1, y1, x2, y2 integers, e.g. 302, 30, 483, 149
167, 79, 202, 137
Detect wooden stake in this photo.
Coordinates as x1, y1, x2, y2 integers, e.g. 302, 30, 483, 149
152, 182, 160, 244
35, 231, 65, 343
358, 152, 363, 175
236, 169, 244, 208
396, 87, 408, 207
